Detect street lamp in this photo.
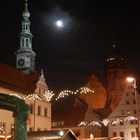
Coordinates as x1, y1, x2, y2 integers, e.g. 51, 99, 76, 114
126, 77, 140, 140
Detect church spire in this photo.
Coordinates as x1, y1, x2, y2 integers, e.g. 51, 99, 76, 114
15, 0, 36, 74
22, 0, 30, 19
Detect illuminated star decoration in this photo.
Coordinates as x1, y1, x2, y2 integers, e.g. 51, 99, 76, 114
102, 119, 110, 126
42, 90, 54, 102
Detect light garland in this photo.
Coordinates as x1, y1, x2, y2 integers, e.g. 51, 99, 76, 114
56, 87, 94, 100
24, 94, 42, 100
78, 115, 138, 127
89, 121, 101, 126
8, 87, 94, 102
0, 123, 6, 135
10, 93, 23, 99
124, 116, 137, 121
43, 90, 54, 102
111, 119, 123, 125
78, 121, 88, 126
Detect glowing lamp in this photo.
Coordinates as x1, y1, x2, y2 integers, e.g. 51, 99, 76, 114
126, 77, 135, 83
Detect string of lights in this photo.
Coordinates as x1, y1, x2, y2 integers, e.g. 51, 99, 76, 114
9, 86, 94, 102
55, 87, 94, 100
78, 116, 137, 127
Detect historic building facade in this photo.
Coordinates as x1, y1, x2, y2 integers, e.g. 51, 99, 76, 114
0, 0, 51, 137
108, 78, 140, 140
105, 44, 127, 111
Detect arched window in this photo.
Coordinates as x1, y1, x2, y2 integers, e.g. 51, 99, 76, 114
26, 39, 28, 47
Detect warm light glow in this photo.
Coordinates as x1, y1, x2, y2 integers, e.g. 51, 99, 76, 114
102, 119, 110, 126
126, 77, 135, 83
56, 87, 94, 100
90, 134, 94, 140
78, 115, 138, 127
43, 90, 54, 102
59, 131, 64, 136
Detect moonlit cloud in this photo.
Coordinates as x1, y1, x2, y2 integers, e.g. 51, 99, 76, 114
43, 7, 73, 32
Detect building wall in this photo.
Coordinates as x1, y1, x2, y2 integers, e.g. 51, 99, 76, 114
0, 86, 51, 134
108, 82, 140, 140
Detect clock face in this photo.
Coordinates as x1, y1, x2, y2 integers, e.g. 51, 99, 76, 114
18, 59, 25, 66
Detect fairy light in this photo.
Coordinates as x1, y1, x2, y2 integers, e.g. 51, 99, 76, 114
77, 87, 94, 94
56, 90, 74, 100
78, 121, 88, 126
24, 94, 42, 100
111, 119, 123, 125
89, 121, 101, 126
56, 87, 94, 100
43, 90, 54, 102
0, 123, 5, 134
78, 115, 139, 127
10, 93, 23, 99
124, 116, 137, 121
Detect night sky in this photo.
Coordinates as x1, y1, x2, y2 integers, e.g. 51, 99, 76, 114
0, 0, 140, 92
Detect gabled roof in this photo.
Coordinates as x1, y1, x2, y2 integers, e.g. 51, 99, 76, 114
0, 63, 40, 94
28, 129, 77, 140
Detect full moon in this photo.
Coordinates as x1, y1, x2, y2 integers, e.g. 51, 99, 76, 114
55, 20, 63, 28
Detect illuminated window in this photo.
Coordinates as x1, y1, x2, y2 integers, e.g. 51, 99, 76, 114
38, 106, 41, 115
110, 57, 115, 60
52, 122, 57, 127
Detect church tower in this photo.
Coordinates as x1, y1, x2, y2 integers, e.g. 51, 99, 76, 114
105, 43, 126, 111
15, 0, 36, 74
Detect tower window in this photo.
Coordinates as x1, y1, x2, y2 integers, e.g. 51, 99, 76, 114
22, 38, 24, 47
26, 39, 28, 47
38, 106, 41, 115
44, 108, 47, 117
133, 100, 136, 104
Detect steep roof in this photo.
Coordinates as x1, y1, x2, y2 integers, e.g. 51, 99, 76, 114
0, 63, 40, 94
28, 129, 77, 140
